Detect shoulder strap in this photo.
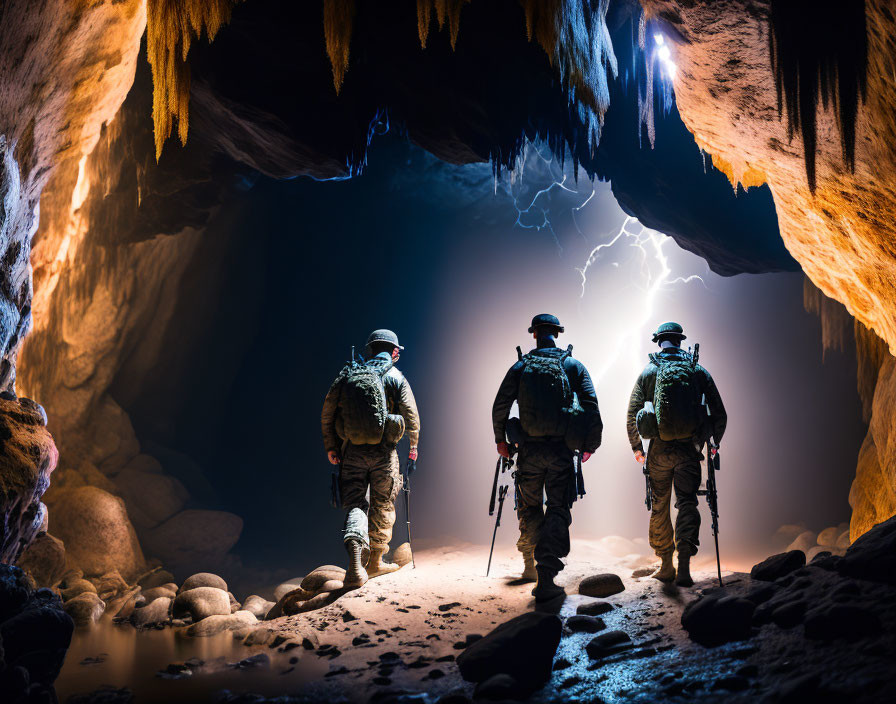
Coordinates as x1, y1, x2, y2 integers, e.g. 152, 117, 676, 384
516, 346, 523, 361
649, 353, 661, 367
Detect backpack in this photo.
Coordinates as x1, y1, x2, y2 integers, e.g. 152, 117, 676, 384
517, 348, 573, 438
336, 358, 394, 445
649, 352, 702, 441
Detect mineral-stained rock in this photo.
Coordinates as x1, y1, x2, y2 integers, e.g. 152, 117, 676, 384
750, 551, 806, 582
17, 532, 66, 587
141, 510, 242, 571
456, 612, 561, 690
179, 572, 228, 594
578, 573, 625, 598
182, 610, 257, 637
681, 594, 756, 646
64, 592, 105, 627
838, 514, 896, 585
242, 595, 275, 620
46, 486, 145, 581
300, 566, 346, 592
0, 398, 59, 564
172, 587, 231, 621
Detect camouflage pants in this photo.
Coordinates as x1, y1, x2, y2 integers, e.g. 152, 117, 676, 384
647, 440, 703, 558
340, 443, 401, 552
515, 440, 575, 576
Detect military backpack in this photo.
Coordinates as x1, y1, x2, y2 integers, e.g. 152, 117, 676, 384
336, 358, 393, 445
649, 351, 702, 441
517, 348, 574, 438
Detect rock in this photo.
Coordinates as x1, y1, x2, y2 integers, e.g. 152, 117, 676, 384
681, 594, 756, 646
46, 486, 146, 581
242, 595, 275, 619
17, 532, 66, 587
750, 550, 806, 581
456, 612, 561, 690
243, 627, 275, 646
61, 579, 98, 601
770, 600, 806, 628
179, 572, 228, 594
137, 568, 176, 590
565, 615, 606, 633
804, 604, 882, 641
805, 546, 829, 563
318, 579, 344, 593
273, 578, 306, 602
785, 531, 817, 554
631, 567, 654, 578
64, 592, 105, 627
835, 530, 851, 550
113, 465, 189, 531
172, 587, 231, 621
391, 542, 413, 567
300, 566, 346, 592
142, 586, 177, 604
141, 510, 242, 571
585, 630, 632, 659
105, 587, 143, 621
744, 583, 778, 605
817, 526, 841, 547
772, 524, 807, 551
578, 573, 625, 598
131, 596, 172, 627
838, 514, 896, 584
473, 673, 525, 700
92, 570, 129, 600
183, 610, 257, 637
576, 600, 613, 616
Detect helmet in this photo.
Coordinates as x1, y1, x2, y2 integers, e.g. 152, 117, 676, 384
528, 313, 564, 334
366, 329, 404, 351
651, 321, 686, 343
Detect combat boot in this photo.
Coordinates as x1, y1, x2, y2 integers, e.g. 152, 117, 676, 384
343, 539, 368, 588
367, 548, 401, 577
651, 553, 675, 583
521, 552, 537, 582
531, 566, 565, 602
675, 553, 694, 587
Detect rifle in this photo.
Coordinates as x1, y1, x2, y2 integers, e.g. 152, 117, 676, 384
403, 457, 416, 568
643, 458, 654, 511
693, 343, 723, 587
487, 454, 514, 576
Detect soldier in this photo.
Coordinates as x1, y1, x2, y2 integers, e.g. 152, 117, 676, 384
322, 329, 420, 588
626, 322, 726, 587
492, 314, 602, 601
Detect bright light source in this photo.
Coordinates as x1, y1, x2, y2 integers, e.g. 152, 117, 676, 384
658, 45, 671, 61
654, 33, 664, 45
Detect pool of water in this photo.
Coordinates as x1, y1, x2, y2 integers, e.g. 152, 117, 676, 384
55, 622, 330, 703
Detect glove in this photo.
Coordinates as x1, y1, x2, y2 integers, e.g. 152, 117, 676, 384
497, 441, 510, 459
633, 450, 646, 465
581, 452, 592, 463
327, 451, 341, 465
409, 447, 418, 461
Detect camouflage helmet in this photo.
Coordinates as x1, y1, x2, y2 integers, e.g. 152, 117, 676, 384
366, 329, 404, 351
528, 313, 564, 334
652, 321, 686, 343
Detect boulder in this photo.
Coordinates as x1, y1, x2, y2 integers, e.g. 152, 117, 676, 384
92, 570, 129, 600
838, 514, 896, 584
183, 610, 257, 637
750, 550, 806, 582
805, 546, 829, 563
46, 486, 146, 581
772, 524, 807, 551
456, 612, 562, 690
273, 578, 305, 602
473, 673, 525, 701
105, 587, 143, 621
113, 466, 189, 531
137, 568, 176, 590
17, 533, 66, 587
142, 586, 177, 604
835, 530, 851, 550
64, 592, 105, 627
585, 630, 632, 659
141, 510, 242, 571
785, 531, 817, 554
391, 542, 413, 567
817, 526, 841, 548
578, 573, 625, 598
61, 579, 97, 601
242, 595, 275, 619
804, 604, 882, 641
172, 587, 231, 621
681, 594, 756, 646
565, 615, 606, 633
87, 395, 140, 475
179, 572, 228, 594
300, 566, 346, 592
576, 601, 613, 617
131, 596, 172, 627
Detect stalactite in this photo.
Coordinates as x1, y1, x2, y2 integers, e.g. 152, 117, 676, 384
769, 0, 868, 193
323, 0, 356, 93
146, 0, 239, 160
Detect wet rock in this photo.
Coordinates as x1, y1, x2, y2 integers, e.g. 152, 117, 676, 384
585, 630, 632, 659
172, 587, 231, 621
578, 573, 625, 598
104, 587, 143, 621
750, 550, 806, 581
300, 566, 346, 592
183, 610, 257, 637
232, 653, 270, 670
62, 578, 98, 601
473, 673, 524, 700
838, 514, 896, 584
456, 612, 561, 690
92, 570, 129, 600
804, 603, 882, 641
64, 592, 106, 627
243, 595, 275, 619
141, 586, 177, 604
17, 532, 66, 587
179, 572, 228, 594
576, 600, 613, 616
47, 486, 146, 581
391, 542, 413, 567
131, 596, 171, 627
681, 594, 756, 646
137, 568, 176, 590
565, 615, 606, 633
